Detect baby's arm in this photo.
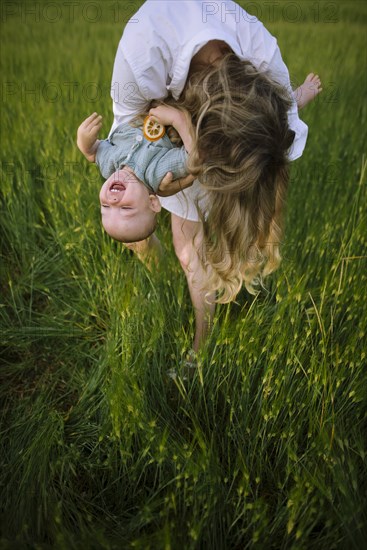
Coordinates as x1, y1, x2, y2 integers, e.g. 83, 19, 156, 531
77, 113, 102, 162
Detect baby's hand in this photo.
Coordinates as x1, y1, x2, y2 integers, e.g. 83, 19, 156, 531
77, 112, 102, 162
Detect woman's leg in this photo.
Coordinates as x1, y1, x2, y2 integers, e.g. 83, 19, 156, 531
171, 213, 216, 351
124, 233, 163, 270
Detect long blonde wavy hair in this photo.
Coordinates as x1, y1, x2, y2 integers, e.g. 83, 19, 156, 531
176, 53, 296, 303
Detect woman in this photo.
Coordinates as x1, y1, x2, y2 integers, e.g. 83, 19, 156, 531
108, 0, 321, 352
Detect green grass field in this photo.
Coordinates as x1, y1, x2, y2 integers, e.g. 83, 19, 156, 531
1, 0, 366, 548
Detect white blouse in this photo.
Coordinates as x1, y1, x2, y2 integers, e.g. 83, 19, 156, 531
109, 0, 308, 161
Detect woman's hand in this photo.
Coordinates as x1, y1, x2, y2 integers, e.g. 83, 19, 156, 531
77, 112, 102, 162
157, 171, 195, 197
149, 105, 194, 155
149, 105, 184, 128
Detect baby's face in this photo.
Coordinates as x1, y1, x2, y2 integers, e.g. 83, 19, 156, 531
99, 167, 161, 243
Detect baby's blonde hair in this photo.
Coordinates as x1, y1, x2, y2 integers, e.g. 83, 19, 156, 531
179, 53, 295, 303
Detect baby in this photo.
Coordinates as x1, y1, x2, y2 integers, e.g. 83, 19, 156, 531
77, 107, 194, 243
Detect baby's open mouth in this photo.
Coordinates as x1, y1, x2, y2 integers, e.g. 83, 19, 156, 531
109, 182, 125, 193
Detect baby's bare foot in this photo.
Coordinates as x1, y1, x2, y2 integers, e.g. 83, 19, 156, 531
294, 73, 322, 109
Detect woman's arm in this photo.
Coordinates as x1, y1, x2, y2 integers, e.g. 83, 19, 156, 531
148, 105, 196, 196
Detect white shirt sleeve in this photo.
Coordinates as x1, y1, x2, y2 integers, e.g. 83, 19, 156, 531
109, 43, 150, 135
109, 5, 174, 135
